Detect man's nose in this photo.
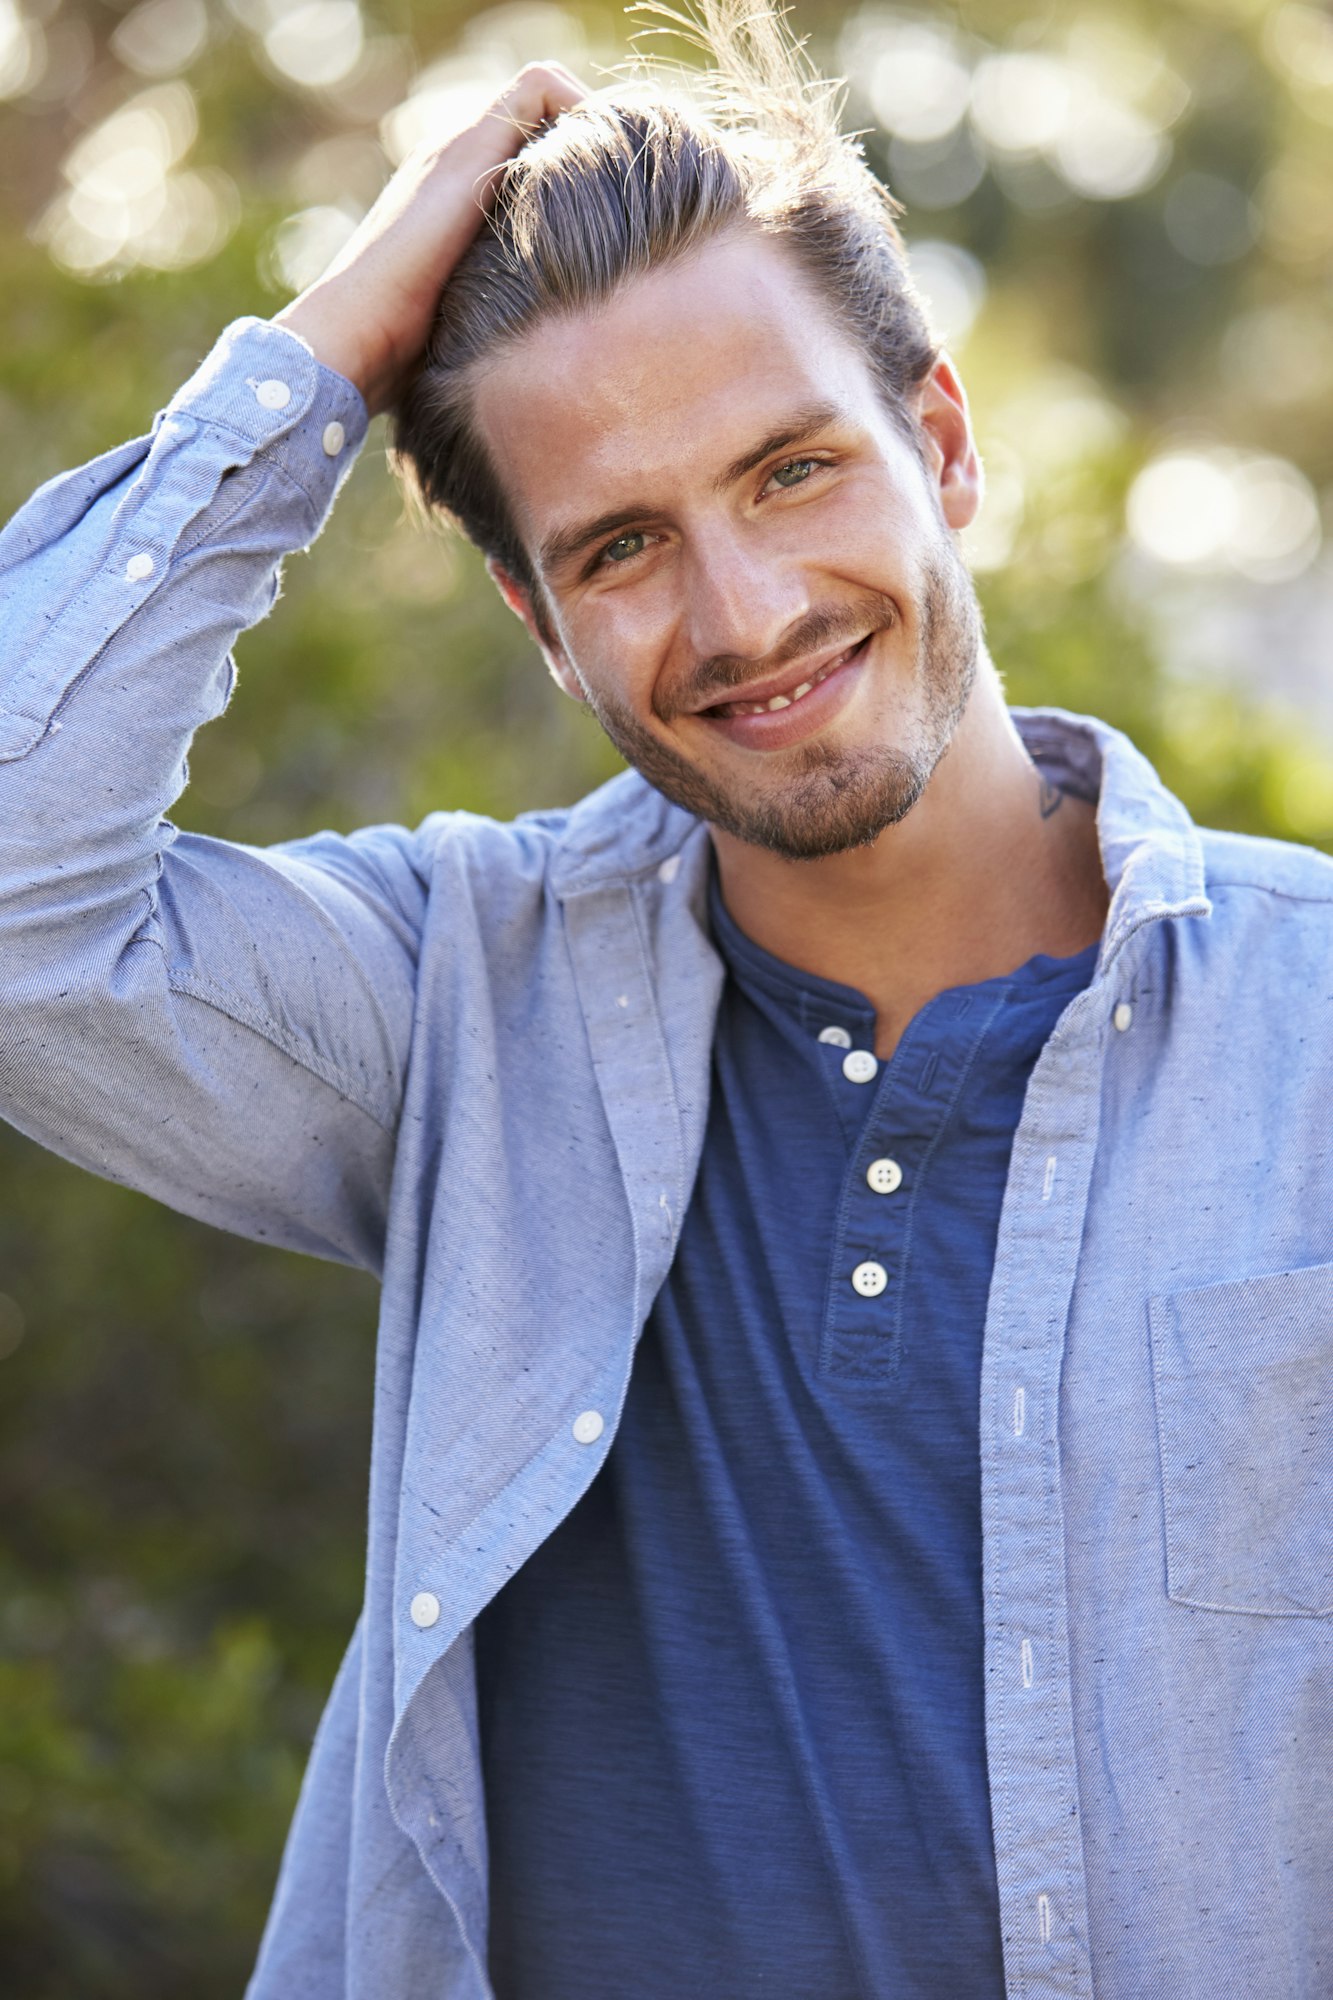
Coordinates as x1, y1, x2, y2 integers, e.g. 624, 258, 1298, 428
683, 525, 811, 670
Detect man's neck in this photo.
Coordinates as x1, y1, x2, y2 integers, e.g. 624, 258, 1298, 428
710, 671, 1109, 1060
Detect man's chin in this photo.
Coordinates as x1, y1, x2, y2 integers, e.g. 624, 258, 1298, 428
696, 752, 934, 861
607, 727, 934, 862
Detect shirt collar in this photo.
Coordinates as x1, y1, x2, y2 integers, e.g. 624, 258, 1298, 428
1011, 708, 1212, 972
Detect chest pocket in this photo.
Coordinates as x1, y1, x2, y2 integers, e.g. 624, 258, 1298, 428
1148, 1265, 1333, 1617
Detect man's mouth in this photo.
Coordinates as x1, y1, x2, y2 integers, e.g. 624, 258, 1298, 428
698, 638, 869, 720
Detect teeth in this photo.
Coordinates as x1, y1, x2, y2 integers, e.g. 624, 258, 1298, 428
713, 643, 862, 719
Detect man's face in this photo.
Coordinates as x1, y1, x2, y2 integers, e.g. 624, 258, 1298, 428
473, 230, 984, 861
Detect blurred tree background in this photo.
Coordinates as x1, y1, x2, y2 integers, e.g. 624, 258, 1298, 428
1, 0, 1332, 1990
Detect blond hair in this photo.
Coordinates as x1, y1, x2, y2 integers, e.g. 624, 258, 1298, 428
394, 2, 938, 595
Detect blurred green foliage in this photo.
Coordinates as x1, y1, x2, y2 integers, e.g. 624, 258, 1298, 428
1, 0, 1332, 1991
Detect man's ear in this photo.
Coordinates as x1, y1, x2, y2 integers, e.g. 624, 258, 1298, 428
913, 355, 983, 533
486, 558, 586, 703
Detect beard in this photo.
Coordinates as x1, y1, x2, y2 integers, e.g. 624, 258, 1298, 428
576, 537, 984, 863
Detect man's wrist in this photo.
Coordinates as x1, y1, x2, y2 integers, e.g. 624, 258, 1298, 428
272, 296, 384, 414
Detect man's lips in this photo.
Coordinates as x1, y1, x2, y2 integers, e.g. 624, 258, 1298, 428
691, 635, 872, 750
688, 635, 871, 719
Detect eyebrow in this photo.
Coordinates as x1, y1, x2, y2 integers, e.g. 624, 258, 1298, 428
536, 400, 846, 580
539, 505, 660, 579
714, 401, 844, 491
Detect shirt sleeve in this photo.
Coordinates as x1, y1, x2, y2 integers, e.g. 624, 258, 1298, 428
0, 317, 426, 1274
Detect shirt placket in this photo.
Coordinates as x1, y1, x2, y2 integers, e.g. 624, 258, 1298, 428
980, 987, 1109, 1999
819, 984, 1012, 1386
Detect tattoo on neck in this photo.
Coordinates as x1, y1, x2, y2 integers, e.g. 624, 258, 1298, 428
1038, 777, 1065, 820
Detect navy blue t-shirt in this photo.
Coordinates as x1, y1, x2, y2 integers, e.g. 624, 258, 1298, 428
476, 876, 1096, 1997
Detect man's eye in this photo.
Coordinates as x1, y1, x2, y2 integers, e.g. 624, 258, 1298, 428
603, 531, 647, 564
771, 458, 816, 489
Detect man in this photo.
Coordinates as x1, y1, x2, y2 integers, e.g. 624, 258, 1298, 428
0, 5, 1328, 1997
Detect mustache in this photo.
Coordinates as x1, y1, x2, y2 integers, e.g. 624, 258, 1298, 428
655, 592, 900, 721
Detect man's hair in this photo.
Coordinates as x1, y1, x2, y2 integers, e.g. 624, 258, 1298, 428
393, 1, 939, 602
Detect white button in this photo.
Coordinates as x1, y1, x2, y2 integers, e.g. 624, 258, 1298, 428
572, 1409, 604, 1445
842, 1049, 878, 1085
851, 1260, 888, 1297
255, 378, 292, 410
866, 1157, 903, 1195
409, 1591, 440, 1629
657, 854, 681, 884
125, 553, 155, 581
322, 420, 346, 456
818, 1025, 853, 1049
1113, 1001, 1133, 1032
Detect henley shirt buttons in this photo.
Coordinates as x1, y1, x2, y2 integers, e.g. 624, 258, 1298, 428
817, 1025, 853, 1049
254, 378, 292, 410
1113, 1001, 1134, 1031
409, 1591, 440, 1630
852, 1261, 889, 1298
125, 553, 155, 581
572, 1409, 605, 1445
842, 1049, 879, 1085
866, 1157, 904, 1195
657, 854, 681, 884
322, 420, 346, 456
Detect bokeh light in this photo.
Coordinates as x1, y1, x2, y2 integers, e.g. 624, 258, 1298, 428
843, 7, 1183, 205
970, 53, 1071, 155
1127, 449, 1322, 581
381, 55, 503, 164
109, 0, 210, 80
262, 202, 362, 293
1264, 3, 1333, 125
263, 0, 364, 90
868, 23, 969, 145
908, 237, 986, 348
0, 0, 43, 99
35, 80, 240, 278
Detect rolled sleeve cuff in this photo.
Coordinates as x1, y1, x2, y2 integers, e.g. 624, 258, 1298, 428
162, 316, 371, 519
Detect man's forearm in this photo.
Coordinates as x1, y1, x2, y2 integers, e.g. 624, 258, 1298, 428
0, 316, 366, 971
0, 320, 418, 1267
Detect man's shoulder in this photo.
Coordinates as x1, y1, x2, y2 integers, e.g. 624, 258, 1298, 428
413, 766, 700, 899
1190, 825, 1333, 991
1199, 824, 1333, 909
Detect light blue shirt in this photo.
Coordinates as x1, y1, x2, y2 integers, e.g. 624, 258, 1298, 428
1, 318, 1330, 2000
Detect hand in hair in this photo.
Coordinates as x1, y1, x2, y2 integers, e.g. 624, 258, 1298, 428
274, 62, 586, 418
